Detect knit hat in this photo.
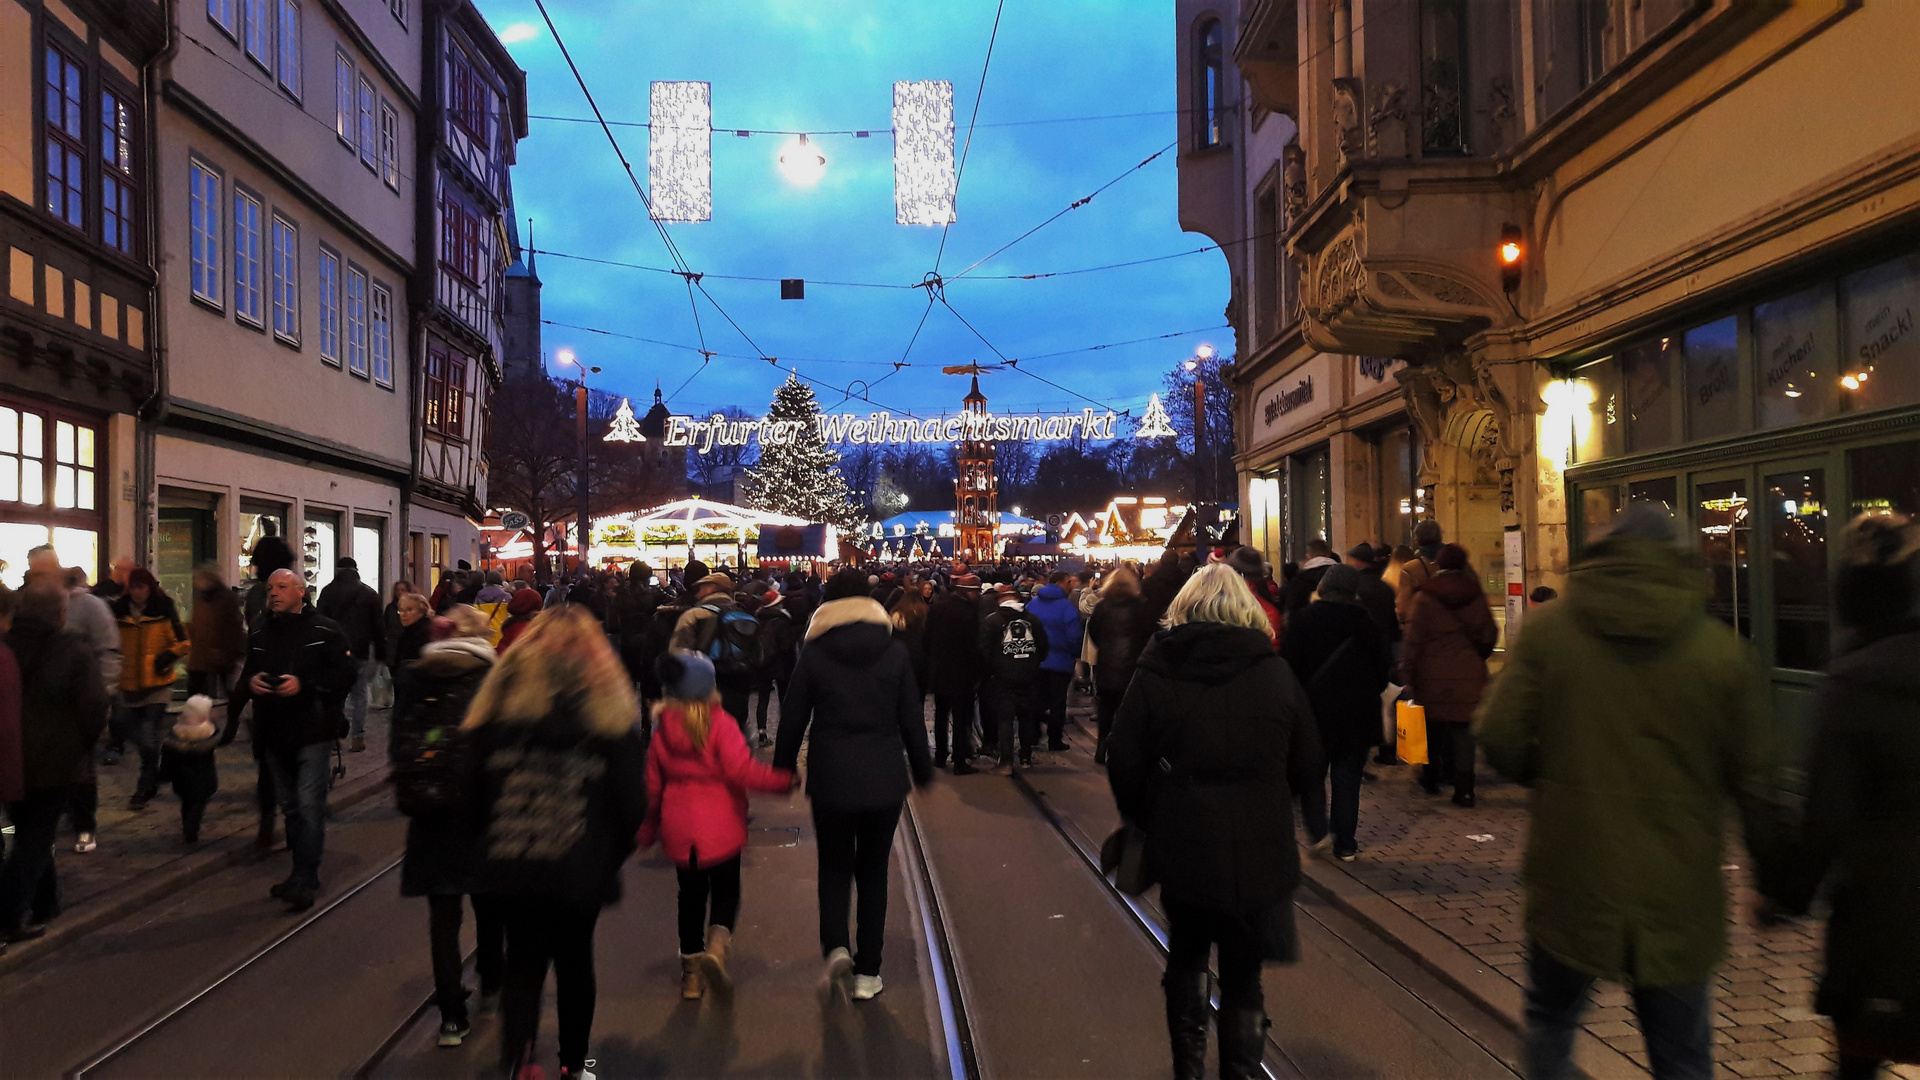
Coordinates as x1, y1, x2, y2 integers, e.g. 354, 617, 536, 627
1315, 563, 1362, 602
1345, 543, 1378, 563
507, 587, 543, 616
1435, 543, 1471, 572
173, 695, 216, 740
655, 649, 716, 702
951, 573, 981, 592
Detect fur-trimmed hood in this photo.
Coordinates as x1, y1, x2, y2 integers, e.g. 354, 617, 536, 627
804, 597, 891, 642
462, 621, 637, 738
411, 637, 497, 679
803, 596, 896, 667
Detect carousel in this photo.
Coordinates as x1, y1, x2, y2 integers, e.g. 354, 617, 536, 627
484, 498, 832, 576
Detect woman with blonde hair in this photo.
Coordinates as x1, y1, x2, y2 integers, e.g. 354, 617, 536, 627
1106, 563, 1323, 1080
461, 606, 647, 1080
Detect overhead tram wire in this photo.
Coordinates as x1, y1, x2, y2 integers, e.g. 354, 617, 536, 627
946, 138, 1178, 282
935, 294, 1125, 415
525, 107, 1192, 136
933, 0, 1008, 276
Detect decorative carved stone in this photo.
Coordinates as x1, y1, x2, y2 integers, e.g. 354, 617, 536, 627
1311, 235, 1367, 323
1282, 142, 1306, 223
1376, 273, 1416, 300
1367, 81, 1408, 159
1405, 271, 1490, 309
1331, 78, 1365, 164
1485, 76, 1516, 128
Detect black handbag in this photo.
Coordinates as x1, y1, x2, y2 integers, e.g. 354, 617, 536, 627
1100, 822, 1153, 896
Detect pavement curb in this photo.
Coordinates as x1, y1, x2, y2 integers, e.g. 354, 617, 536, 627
0, 765, 392, 978
1294, 851, 1650, 1080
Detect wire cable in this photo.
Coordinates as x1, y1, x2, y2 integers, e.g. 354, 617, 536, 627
947, 139, 1177, 282
934, 0, 1007, 275
935, 296, 1122, 414
525, 107, 1194, 136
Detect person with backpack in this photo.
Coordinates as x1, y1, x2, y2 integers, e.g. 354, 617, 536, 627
924, 575, 985, 773
671, 573, 757, 732
391, 605, 503, 1049
1026, 572, 1083, 753
1280, 565, 1389, 862
640, 650, 794, 1001
750, 586, 801, 749
978, 583, 1050, 775
318, 556, 384, 753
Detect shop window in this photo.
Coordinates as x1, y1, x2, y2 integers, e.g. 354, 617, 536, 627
52, 420, 95, 510
1579, 484, 1620, 546
1765, 469, 1829, 671
0, 405, 102, 586
1572, 356, 1623, 463
1376, 424, 1422, 548
1289, 446, 1331, 562
1696, 478, 1752, 640
1839, 253, 1920, 414
239, 502, 288, 570
353, 521, 384, 594
1848, 440, 1920, 518
1684, 317, 1741, 441
0, 407, 44, 506
304, 511, 338, 591
1628, 476, 1679, 519
157, 503, 216, 605
1622, 338, 1677, 453
1755, 285, 1836, 429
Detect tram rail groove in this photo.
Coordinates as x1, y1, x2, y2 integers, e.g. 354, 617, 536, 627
901, 795, 987, 1080
66, 853, 407, 1080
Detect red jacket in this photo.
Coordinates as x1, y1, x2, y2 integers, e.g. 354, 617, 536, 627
639, 704, 792, 867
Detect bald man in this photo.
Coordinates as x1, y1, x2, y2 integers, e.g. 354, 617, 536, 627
224, 568, 354, 911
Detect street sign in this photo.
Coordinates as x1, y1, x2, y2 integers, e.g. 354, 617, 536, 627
500, 511, 530, 531
1046, 513, 1064, 528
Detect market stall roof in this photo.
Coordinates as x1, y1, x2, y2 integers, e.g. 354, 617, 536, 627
612, 497, 813, 530
878, 509, 1040, 533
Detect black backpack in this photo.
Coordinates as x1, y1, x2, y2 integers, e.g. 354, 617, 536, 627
391, 675, 475, 815
701, 603, 761, 677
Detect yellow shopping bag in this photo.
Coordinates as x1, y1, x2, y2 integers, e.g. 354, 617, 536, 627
1396, 700, 1429, 765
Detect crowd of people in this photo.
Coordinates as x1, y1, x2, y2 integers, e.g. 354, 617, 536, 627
0, 502, 1916, 1080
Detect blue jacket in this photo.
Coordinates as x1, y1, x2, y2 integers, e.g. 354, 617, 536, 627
1026, 584, 1083, 673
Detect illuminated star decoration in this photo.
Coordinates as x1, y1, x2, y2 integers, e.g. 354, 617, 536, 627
1135, 393, 1177, 438
603, 397, 647, 443
892, 80, 956, 226
649, 81, 711, 223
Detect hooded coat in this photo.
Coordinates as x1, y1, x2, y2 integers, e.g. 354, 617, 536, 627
1107, 622, 1322, 928
1475, 535, 1780, 988
1767, 622, 1920, 1049
395, 637, 496, 896
923, 591, 983, 696
774, 597, 932, 810
639, 702, 792, 867
1280, 599, 1390, 758
6, 617, 108, 793
318, 569, 384, 660
1085, 589, 1154, 697
1402, 570, 1498, 724
1025, 583, 1083, 674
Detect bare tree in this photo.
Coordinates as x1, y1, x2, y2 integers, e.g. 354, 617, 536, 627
487, 373, 578, 584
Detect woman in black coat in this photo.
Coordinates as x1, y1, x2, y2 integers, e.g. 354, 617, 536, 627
390, 606, 501, 1047
1084, 564, 1154, 765
1763, 514, 1920, 1078
1107, 563, 1322, 1080
774, 568, 933, 999
1278, 565, 1388, 862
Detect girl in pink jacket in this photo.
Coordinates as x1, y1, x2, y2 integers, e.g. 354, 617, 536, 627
639, 650, 793, 1000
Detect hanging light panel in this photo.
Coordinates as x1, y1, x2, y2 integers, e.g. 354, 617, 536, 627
649, 81, 711, 223
893, 80, 956, 226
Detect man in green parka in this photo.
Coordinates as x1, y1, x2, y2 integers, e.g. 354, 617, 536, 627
1476, 507, 1784, 1080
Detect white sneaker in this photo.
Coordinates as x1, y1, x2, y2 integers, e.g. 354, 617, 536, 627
851, 974, 884, 1001
74, 833, 96, 854
822, 947, 854, 994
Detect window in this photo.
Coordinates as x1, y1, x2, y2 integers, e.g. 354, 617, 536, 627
44, 46, 86, 231
208, 0, 236, 38
441, 197, 481, 282
1683, 316, 1741, 441
0, 407, 46, 506
1621, 337, 1677, 452
1756, 286, 1835, 429
100, 88, 136, 254
334, 51, 353, 144
379, 101, 399, 189
1420, 0, 1468, 154
358, 76, 377, 168
1575, 0, 1609, 90
1194, 21, 1224, 149
423, 351, 445, 429
1840, 253, 1920, 414
276, 0, 301, 99
446, 357, 467, 436
232, 188, 263, 326
1253, 182, 1278, 339
345, 264, 368, 376
243, 0, 272, 70
389, 0, 408, 27
448, 43, 490, 142
188, 161, 222, 306
52, 420, 95, 512
270, 216, 298, 343
370, 284, 393, 387
317, 246, 340, 365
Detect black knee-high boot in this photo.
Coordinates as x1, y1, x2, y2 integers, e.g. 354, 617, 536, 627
1216, 1006, 1271, 1080
1162, 969, 1211, 1080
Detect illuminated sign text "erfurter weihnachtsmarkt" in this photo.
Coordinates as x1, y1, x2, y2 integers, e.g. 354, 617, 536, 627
658, 407, 1129, 455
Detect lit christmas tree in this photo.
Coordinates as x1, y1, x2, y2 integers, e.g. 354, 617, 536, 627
603, 397, 646, 443
1136, 392, 1177, 438
741, 374, 865, 531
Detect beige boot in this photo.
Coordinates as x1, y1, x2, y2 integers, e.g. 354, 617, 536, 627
679, 954, 704, 1000
700, 925, 733, 991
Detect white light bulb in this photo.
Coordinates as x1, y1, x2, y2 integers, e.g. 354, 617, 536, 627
778, 134, 826, 186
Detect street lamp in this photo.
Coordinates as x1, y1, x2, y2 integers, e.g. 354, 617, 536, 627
1186, 345, 1213, 507
555, 350, 601, 577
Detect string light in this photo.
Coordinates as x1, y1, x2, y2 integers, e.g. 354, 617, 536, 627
777, 133, 827, 186
649, 81, 711, 222
893, 80, 956, 225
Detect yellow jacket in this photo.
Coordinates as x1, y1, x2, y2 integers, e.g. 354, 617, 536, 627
115, 594, 191, 693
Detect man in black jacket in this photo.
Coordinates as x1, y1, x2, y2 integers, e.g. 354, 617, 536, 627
924, 575, 984, 773
0, 585, 106, 942
978, 586, 1049, 774
318, 557, 383, 753
225, 569, 356, 911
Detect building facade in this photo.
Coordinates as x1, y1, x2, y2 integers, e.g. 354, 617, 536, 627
0, 0, 167, 586
1180, 0, 1920, 741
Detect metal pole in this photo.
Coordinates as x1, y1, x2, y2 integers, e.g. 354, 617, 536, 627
1193, 377, 1207, 507
576, 379, 589, 575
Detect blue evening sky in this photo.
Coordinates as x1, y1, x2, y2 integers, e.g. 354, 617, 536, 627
476, 0, 1229, 424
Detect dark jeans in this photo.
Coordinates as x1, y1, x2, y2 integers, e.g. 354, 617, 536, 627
499, 897, 601, 1074
67, 781, 97, 835
430, 892, 505, 1025
813, 802, 900, 977
181, 798, 209, 842
718, 676, 751, 738
1164, 897, 1264, 1011
1040, 669, 1072, 745
1298, 748, 1368, 854
1523, 943, 1712, 1080
1425, 720, 1476, 797
983, 681, 1039, 764
749, 677, 785, 735
932, 691, 975, 763
0, 790, 66, 933
676, 854, 742, 955
124, 700, 169, 798
264, 741, 332, 891
186, 670, 228, 698
1095, 687, 1125, 752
